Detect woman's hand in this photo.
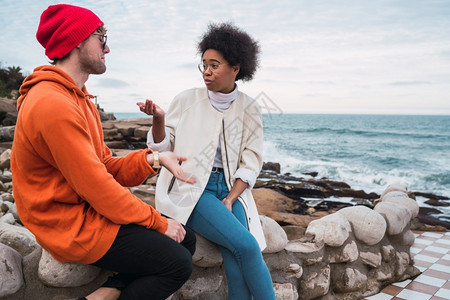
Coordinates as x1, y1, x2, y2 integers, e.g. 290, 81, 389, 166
221, 179, 249, 212
137, 99, 166, 142
164, 218, 186, 243
222, 197, 234, 212
137, 99, 165, 118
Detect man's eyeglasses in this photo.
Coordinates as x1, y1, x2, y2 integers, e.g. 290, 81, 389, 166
92, 33, 107, 50
198, 62, 228, 74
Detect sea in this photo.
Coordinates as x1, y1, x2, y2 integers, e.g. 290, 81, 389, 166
114, 112, 450, 218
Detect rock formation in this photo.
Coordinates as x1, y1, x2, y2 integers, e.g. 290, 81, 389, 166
0, 176, 428, 299
0, 107, 448, 299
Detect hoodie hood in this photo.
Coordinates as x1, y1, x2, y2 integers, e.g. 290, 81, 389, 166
17, 65, 92, 111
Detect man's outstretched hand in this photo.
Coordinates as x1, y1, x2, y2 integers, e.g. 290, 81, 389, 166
147, 151, 196, 184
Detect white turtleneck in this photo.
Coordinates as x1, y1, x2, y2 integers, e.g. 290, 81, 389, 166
209, 86, 238, 170
207, 86, 239, 112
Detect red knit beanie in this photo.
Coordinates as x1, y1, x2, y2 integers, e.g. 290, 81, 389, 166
36, 4, 104, 59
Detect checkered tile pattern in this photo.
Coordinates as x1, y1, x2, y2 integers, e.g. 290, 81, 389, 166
365, 231, 450, 300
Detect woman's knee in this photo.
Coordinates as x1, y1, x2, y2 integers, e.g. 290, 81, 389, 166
234, 235, 261, 258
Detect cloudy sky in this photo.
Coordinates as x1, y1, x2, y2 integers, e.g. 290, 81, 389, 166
1, 0, 449, 114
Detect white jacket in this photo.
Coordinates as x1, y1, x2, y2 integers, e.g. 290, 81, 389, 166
154, 87, 266, 250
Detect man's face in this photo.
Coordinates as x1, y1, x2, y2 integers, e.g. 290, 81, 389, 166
78, 31, 110, 75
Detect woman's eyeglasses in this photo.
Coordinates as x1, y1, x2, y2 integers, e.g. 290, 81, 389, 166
198, 62, 228, 74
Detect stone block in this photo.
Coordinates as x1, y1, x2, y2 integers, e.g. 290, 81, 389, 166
325, 239, 359, 264
380, 183, 408, 199
285, 238, 324, 265
134, 126, 151, 138
383, 196, 419, 218
261, 215, 288, 253
337, 206, 386, 245
38, 249, 101, 288
0, 243, 24, 297
192, 233, 222, 267
273, 282, 299, 300
374, 202, 411, 236
0, 222, 37, 256
306, 213, 351, 247
333, 266, 367, 293
299, 264, 331, 300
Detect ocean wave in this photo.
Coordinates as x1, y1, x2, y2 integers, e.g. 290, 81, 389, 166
289, 127, 448, 140
263, 140, 450, 198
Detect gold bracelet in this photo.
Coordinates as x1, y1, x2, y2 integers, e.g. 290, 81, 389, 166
153, 151, 160, 168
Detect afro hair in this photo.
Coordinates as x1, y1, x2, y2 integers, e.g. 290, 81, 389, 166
197, 22, 260, 82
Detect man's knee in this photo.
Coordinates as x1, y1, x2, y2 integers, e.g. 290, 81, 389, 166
183, 227, 197, 255
173, 249, 193, 282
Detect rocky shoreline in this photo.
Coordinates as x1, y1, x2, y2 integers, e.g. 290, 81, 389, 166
1, 97, 449, 299
256, 163, 450, 231
1, 95, 448, 231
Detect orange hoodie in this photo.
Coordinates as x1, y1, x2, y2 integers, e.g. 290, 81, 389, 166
11, 65, 167, 264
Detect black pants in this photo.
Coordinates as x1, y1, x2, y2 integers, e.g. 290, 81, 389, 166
91, 223, 196, 300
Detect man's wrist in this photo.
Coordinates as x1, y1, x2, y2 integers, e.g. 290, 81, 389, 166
152, 151, 160, 168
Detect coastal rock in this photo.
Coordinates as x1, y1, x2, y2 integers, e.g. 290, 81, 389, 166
374, 202, 412, 236
381, 245, 396, 262
285, 263, 303, 279
282, 225, 306, 240
113, 122, 139, 137
252, 188, 320, 227
360, 249, 382, 268
325, 239, 359, 264
414, 207, 450, 230
337, 206, 386, 245
262, 162, 281, 174
305, 213, 351, 247
0, 178, 429, 300
0, 222, 38, 256
380, 183, 408, 199
97, 118, 153, 149
0, 118, 442, 300
285, 238, 325, 266
38, 249, 102, 288
0, 212, 15, 224
395, 251, 410, 277
381, 190, 409, 201
0, 148, 11, 169
0, 243, 24, 297
261, 215, 288, 253
134, 126, 150, 139
374, 264, 394, 281
0, 126, 15, 142
0, 98, 18, 126
333, 266, 367, 293
273, 283, 299, 300
382, 196, 419, 218
176, 273, 225, 299
299, 264, 331, 300
389, 229, 416, 247
192, 233, 222, 268
1, 192, 14, 202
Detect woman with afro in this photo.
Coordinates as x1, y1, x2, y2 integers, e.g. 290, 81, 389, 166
138, 22, 275, 299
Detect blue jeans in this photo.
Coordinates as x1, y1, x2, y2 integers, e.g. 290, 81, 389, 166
187, 170, 275, 300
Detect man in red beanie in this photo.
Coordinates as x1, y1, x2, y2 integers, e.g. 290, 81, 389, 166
11, 4, 196, 300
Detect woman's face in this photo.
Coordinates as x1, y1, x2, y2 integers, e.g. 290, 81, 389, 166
200, 49, 239, 94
